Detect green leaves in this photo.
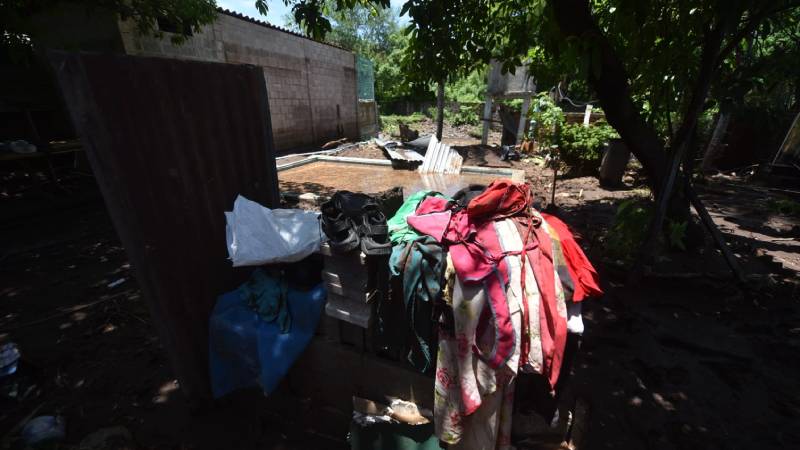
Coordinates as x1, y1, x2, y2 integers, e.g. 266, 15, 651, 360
666, 220, 687, 251
2, 0, 218, 59
558, 120, 620, 170
255, 0, 269, 15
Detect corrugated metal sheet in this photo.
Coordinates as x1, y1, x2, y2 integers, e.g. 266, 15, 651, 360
375, 138, 425, 165
49, 51, 279, 399
418, 135, 463, 174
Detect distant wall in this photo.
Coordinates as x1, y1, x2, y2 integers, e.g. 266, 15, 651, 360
118, 12, 361, 151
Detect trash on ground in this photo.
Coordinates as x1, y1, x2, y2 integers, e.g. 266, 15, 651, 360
21, 415, 66, 446
79, 426, 133, 450
0, 342, 20, 377
106, 278, 126, 289
321, 137, 348, 149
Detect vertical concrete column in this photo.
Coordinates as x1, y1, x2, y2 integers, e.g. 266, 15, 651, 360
516, 94, 531, 144
582, 104, 593, 127
481, 94, 493, 146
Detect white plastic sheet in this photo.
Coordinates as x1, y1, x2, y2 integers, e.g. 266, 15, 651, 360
225, 195, 322, 266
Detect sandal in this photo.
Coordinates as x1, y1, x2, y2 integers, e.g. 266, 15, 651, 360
333, 191, 373, 217
320, 199, 360, 253
357, 204, 392, 256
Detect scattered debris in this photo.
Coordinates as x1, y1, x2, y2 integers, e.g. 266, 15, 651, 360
1, 140, 37, 154
398, 122, 420, 142
405, 135, 432, 150
79, 425, 134, 450
107, 278, 126, 289
375, 138, 425, 169
418, 135, 463, 174
321, 137, 348, 150
500, 144, 521, 161
21, 415, 66, 446
0, 342, 20, 377
388, 398, 430, 425
352, 396, 430, 426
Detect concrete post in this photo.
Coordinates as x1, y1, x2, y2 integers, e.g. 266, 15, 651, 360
516, 94, 531, 144
481, 94, 492, 146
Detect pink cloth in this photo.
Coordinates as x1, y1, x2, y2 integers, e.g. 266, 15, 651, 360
416, 196, 450, 215
407, 211, 451, 243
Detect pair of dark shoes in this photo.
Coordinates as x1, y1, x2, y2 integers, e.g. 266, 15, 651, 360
321, 191, 393, 256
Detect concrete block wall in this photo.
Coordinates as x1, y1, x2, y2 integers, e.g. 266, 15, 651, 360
118, 12, 359, 151
119, 20, 225, 62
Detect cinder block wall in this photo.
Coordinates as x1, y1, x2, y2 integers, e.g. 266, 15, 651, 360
119, 12, 358, 151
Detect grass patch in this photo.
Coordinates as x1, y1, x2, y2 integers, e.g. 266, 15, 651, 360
380, 113, 426, 135
767, 198, 800, 216
468, 125, 483, 139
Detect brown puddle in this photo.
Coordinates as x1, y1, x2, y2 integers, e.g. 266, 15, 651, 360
279, 160, 501, 198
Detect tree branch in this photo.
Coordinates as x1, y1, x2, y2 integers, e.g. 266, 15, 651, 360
717, 2, 800, 66
551, 0, 667, 189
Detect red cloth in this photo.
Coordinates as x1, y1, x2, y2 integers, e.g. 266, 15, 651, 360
541, 213, 603, 302
467, 179, 530, 220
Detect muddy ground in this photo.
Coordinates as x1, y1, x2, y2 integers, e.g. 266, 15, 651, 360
1, 130, 799, 449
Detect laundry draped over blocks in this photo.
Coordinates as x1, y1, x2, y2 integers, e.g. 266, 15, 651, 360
387, 179, 602, 449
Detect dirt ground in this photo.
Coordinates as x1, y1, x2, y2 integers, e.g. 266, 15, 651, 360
2, 134, 799, 449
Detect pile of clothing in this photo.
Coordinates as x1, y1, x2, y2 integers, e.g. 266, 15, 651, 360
386, 179, 602, 449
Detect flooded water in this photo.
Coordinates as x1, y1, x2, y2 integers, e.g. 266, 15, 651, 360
279, 161, 500, 198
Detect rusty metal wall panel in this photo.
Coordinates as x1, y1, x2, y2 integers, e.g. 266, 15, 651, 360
49, 51, 279, 399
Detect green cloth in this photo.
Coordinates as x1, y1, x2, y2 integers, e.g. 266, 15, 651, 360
387, 191, 449, 245
349, 421, 441, 450
237, 268, 290, 333
389, 236, 444, 372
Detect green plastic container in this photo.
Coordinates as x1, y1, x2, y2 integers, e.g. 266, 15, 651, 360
349, 421, 442, 450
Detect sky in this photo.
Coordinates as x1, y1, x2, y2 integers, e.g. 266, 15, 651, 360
216, 0, 409, 28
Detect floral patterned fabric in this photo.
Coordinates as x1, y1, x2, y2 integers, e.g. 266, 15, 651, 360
433, 219, 528, 448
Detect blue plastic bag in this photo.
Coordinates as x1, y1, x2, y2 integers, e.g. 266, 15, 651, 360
209, 280, 325, 398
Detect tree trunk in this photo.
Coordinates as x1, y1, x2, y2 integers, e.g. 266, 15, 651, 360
552, 0, 731, 268
552, 0, 667, 192
552, 0, 732, 198
701, 106, 731, 172
436, 80, 445, 141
